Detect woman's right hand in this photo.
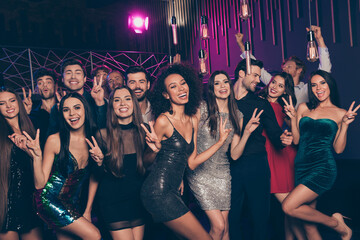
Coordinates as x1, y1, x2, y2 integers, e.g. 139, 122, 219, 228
86, 136, 104, 166
141, 121, 161, 152
282, 96, 297, 119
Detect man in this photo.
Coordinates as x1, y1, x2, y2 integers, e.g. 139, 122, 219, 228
236, 25, 332, 108
229, 59, 293, 240
47, 58, 107, 136
29, 67, 57, 148
125, 66, 154, 123
105, 70, 124, 99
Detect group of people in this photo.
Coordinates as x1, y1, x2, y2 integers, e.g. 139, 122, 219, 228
0, 26, 357, 240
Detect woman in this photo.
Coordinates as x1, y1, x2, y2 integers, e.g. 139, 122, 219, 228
84, 86, 147, 240
18, 93, 101, 240
258, 72, 305, 240
282, 70, 357, 240
0, 87, 42, 240
186, 71, 262, 240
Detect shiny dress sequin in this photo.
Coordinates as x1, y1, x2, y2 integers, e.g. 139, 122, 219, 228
186, 101, 243, 210
141, 116, 194, 222
1, 147, 41, 233
295, 117, 338, 195
34, 153, 90, 228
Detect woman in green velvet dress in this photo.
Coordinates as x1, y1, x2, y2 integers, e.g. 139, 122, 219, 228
281, 70, 358, 240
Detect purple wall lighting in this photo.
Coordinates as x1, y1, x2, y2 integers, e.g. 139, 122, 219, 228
128, 15, 149, 34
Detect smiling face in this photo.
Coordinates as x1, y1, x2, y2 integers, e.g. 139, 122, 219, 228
0, 91, 19, 120
107, 71, 124, 90
268, 75, 286, 100
62, 97, 86, 130
112, 88, 134, 123
282, 60, 301, 79
163, 74, 189, 105
126, 72, 150, 102
241, 65, 261, 92
213, 73, 231, 100
37, 75, 55, 100
311, 74, 330, 102
62, 64, 86, 93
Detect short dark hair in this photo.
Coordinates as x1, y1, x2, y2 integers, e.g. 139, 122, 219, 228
125, 65, 151, 83
60, 58, 87, 77
91, 65, 112, 78
150, 63, 202, 118
282, 56, 306, 81
33, 67, 58, 84
234, 59, 263, 81
307, 70, 340, 110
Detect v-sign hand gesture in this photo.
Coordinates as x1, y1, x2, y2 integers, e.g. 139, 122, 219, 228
342, 101, 360, 125
244, 108, 263, 134
91, 75, 105, 106
282, 96, 296, 119
86, 136, 104, 166
22, 87, 33, 115
141, 121, 161, 153
22, 129, 42, 159
218, 117, 232, 144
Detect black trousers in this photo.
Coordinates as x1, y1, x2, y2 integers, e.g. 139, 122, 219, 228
229, 153, 271, 240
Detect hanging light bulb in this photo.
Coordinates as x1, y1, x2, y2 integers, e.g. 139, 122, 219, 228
171, 16, 178, 45
239, 0, 251, 20
199, 49, 209, 75
200, 16, 210, 40
244, 41, 251, 75
306, 30, 319, 62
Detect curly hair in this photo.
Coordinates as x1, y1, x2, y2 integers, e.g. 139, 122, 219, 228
149, 63, 202, 119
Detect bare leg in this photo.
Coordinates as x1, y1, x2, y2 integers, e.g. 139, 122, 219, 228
0, 231, 19, 240
59, 217, 101, 240
282, 184, 351, 239
109, 225, 145, 240
21, 227, 43, 240
275, 193, 306, 240
132, 225, 145, 240
302, 200, 322, 240
205, 209, 226, 240
164, 211, 212, 240
220, 211, 229, 240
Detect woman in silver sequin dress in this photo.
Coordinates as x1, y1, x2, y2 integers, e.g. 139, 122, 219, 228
186, 71, 262, 240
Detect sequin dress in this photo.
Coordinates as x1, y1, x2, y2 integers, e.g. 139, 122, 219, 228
1, 146, 41, 233
34, 153, 90, 229
295, 117, 338, 195
141, 115, 194, 222
186, 101, 243, 210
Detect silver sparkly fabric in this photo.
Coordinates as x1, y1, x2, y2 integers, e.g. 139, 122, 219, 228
186, 101, 243, 210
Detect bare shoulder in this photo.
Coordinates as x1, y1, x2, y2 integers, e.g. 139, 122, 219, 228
44, 133, 60, 154
155, 114, 171, 128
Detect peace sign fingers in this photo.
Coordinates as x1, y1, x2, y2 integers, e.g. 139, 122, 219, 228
343, 101, 360, 125
22, 87, 33, 114
86, 136, 104, 166
141, 121, 161, 152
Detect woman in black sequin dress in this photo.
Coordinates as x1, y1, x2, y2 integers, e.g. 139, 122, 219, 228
140, 64, 232, 240
0, 87, 42, 239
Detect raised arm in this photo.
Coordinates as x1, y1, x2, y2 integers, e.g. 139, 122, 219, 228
230, 108, 263, 160
188, 116, 231, 170
333, 102, 359, 153
283, 96, 301, 145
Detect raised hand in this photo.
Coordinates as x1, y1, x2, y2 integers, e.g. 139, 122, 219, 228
91, 75, 105, 106
280, 129, 293, 146
22, 87, 33, 115
22, 129, 42, 159
55, 89, 67, 110
8, 133, 28, 150
85, 136, 104, 166
218, 117, 232, 143
235, 33, 245, 52
141, 121, 161, 152
173, 53, 181, 64
244, 108, 263, 134
342, 101, 360, 125
282, 96, 296, 119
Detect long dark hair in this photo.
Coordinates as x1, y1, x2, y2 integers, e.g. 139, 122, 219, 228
150, 64, 202, 119
258, 72, 297, 108
306, 70, 340, 110
104, 86, 145, 177
0, 87, 35, 227
57, 92, 97, 177
207, 71, 241, 138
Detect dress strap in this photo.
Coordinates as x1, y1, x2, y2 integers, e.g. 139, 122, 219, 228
161, 114, 175, 128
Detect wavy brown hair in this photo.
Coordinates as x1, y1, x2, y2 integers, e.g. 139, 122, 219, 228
104, 86, 146, 177
0, 87, 35, 227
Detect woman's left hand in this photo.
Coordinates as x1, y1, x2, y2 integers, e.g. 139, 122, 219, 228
244, 108, 263, 134
342, 101, 360, 125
